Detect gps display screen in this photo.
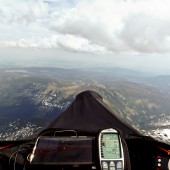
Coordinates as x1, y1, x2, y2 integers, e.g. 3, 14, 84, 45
101, 133, 121, 159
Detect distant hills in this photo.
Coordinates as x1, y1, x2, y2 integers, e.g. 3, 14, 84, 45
0, 67, 170, 141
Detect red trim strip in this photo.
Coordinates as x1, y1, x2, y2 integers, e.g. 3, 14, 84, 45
157, 146, 170, 155
0, 144, 13, 150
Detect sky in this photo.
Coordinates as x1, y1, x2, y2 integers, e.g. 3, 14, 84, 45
1, 0, 170, 74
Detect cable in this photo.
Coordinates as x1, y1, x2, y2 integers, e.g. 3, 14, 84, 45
14, 148, 24, 170
9, 142, 34, 170
22, 160, 27, 170
12, 145, 27, 170
9, 150, 18, 168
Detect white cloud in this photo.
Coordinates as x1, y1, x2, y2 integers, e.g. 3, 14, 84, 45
1, 0, 49, 24
0, 34, 107, 54
1, 0, 170, 54
48, 0, 170, 53
121, 14, 170, 53
56, 34, 108, 54
49, 0, 127, 51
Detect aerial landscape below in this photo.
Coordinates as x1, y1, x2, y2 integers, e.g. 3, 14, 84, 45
0, 67, 170, 143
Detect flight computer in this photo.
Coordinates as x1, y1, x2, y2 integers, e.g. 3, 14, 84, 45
98, 128, 124, 170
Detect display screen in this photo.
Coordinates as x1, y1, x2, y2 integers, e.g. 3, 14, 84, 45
101, 133, 121, 159
30, 137, 95, 165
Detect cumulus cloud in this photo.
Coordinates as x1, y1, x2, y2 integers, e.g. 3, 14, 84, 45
1, 0, 170, 54
48, 0, 170, 54
0, 34, 107, 54
121, 14, 170, 53
0, 0, 49, 25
